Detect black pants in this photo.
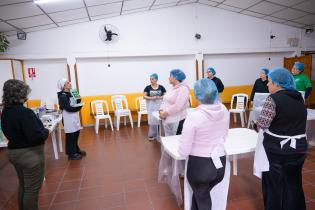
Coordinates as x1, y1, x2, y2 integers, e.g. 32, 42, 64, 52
65, 130, 81, 156
176, 119, 185, 135
8, 145, 45, 210
187, 155, 226, 210
262, 151, 306, 210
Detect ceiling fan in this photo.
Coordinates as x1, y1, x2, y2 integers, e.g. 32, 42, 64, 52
99, 24, 119, 43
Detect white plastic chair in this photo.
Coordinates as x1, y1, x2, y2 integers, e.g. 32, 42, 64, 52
135, 97, 147, 127
91, 100, 113, 134
111, 95, 133, 130
41, 98, 58, 111
247, 93, 270, 128
229, 93, 248, 127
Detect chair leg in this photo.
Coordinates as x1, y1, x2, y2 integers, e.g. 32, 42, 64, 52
117, 116, 120, 131
233, 113, 237, 123
95, 119, 99, 134
109, 117, 114, 131
129, 113, 133, 128
240, 113, 245, 127
124, 116, 126, 126
244, 111, 247, 124
138, 113, 141, 128
105, 119, 108, 129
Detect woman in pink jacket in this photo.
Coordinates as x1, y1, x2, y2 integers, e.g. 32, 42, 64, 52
178, 78, 229, 210
159, 69, 190, 136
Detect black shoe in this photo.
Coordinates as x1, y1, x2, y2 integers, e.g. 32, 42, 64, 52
68, 153, 82, 160
78, 150, 87, 156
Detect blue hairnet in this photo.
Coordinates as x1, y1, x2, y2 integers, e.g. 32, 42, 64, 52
293, 62, 304, 72
268, 67, 296, 90
260, 68, 269, 75
206, 67, 216, 75
194, 78, 219, 104
170, 69, 186, 81
150, 73, 158, 80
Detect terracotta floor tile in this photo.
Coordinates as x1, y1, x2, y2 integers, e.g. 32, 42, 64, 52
126, 200, 153, 210
53, 190, 79, 204
38, 193, 55, 207
98, 193, 125, 209
147, 185, 173, 201
59, 180, 81, 192
125, 190, 149, 205
1, 126, 315, 210
75, 198, 101, 210
123, 180, 146, 192
78, 186, 104, 200
50, 201, 76, 210
231, 197, 264, 210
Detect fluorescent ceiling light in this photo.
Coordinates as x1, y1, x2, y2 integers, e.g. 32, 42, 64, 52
34, 0, 64, 4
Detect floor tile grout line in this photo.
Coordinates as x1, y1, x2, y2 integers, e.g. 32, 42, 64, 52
47, 160, 71, 210
74, 161, 87, 210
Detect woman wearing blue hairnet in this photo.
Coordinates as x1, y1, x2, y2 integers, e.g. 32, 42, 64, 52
291, 62, 312, 100
178, 78, 229, 210
206, 67, 224, 93
143, 73, 166, 141
250, 68, 269, 102
255, 68, 307, 210
159, 69, 190, 136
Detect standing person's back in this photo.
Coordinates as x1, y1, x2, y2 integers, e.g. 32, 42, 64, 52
178, 78, 229, 210
1, 79, 49, 210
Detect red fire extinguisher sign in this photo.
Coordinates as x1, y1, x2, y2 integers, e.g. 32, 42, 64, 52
28, 68, 36, 78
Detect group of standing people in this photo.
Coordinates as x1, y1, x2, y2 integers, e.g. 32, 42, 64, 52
0, 60, 312, 210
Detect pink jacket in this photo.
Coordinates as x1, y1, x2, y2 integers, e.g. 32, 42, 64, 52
160, 82, 190, 123
178, 103, 229, 157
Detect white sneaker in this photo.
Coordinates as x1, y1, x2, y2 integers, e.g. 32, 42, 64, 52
148, 137, 154, 141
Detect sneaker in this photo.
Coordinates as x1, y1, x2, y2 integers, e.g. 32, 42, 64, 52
148, 137, 155, 141
78, 150, 87, 156
68, 153, 82, 160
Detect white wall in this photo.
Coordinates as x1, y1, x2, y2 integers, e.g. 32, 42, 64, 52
77, 55, 195, 96
4, 4, 314, 58
1, 4, 315, 99
24, 59, 67, 100
204, 52, 291, 86
0, 60, 13, 99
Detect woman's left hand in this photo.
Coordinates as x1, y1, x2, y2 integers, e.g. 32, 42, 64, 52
159, 110, 168, 119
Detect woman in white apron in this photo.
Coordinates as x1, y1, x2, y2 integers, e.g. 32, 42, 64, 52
143, 73, 166, 141
57, 78, 85, 160
178, 78, 229, 210
159, 69, 190, 136
255, 68, 307, 210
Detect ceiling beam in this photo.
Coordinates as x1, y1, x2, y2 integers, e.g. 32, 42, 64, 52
82, 0, 91, 21
35, 4, 59, 27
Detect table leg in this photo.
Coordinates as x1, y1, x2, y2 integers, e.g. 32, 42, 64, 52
51, 130, 59, 159
233, 155, 237, 176
57, 124, 63, 152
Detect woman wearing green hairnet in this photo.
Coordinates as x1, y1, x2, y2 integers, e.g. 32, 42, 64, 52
255, 67, 307, 210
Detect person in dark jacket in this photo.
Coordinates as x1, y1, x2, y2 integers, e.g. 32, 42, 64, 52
1, 79, 49, 210
57, 78, 85, 160
256, 68, 307, 210
206, 67, 224, 93
250, 68, 269, 102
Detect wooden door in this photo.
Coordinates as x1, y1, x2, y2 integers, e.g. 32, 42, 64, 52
284, 54, 312, 78
284, 54, 313, 106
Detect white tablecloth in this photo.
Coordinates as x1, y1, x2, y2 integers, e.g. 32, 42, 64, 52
159, 128, 258, 206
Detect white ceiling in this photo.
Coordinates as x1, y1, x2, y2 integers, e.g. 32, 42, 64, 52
0, 0, 314, 37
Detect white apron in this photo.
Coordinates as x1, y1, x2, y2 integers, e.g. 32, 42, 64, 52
253, 129, 306, 179
184, 148, 230, 210
147, 99, 162, 125
62, 110, 82, 133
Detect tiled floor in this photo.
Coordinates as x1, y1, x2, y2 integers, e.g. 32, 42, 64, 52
1, 122, 315, 210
